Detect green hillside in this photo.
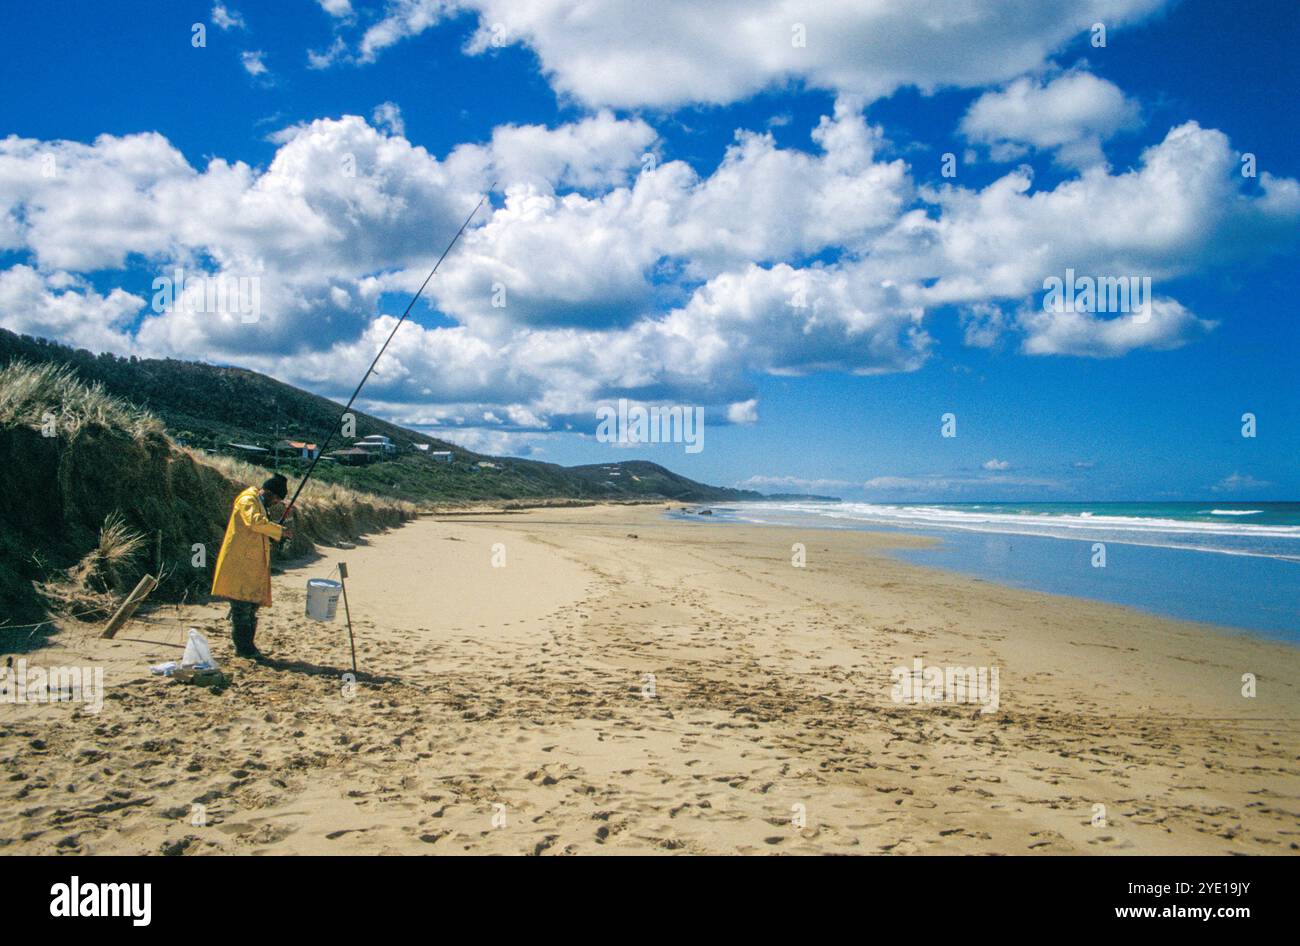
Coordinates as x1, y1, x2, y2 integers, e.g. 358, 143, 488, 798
0, 329, 761, 505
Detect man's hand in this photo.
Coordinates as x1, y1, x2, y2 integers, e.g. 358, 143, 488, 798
282, 526, 295, 542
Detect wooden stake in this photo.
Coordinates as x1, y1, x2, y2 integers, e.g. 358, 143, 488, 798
338, 562, 358, 675
101, 573, 158, 639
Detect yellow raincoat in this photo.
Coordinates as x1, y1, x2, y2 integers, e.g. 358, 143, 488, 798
211, 486, 284, 606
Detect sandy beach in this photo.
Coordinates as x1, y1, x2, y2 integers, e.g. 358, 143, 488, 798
2, 504, 1297, 855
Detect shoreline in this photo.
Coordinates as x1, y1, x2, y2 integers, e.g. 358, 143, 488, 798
2, 503, 1296, 855
694, 503, 1300, 641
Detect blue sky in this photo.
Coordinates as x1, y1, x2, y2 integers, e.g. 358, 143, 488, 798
1, 0, 1296, 500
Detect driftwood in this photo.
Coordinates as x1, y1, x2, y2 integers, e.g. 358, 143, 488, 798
101, 573, 158, 639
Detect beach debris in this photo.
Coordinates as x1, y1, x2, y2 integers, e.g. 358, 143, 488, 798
149, 630, 228, 689
100, 573, 158, 639
172, 667, 231, 690
182, 628, 218, 670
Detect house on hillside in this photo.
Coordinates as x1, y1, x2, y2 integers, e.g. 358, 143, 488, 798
413, 444, 453, 463
355, 434, 396, 457
275, 439, 319, 460
329, 447, 374, 466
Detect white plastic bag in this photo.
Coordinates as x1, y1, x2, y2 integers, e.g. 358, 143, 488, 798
182, 628, 217, 670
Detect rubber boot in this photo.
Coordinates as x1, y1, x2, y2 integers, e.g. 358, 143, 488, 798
230, 603, 264, 660
243, 605, 264, 661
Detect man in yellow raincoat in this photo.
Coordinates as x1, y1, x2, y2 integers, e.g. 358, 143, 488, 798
211, 474, 294, 659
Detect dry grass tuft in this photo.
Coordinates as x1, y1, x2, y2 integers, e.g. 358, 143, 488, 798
93, 511, 148, 586
38, 511, 148, 620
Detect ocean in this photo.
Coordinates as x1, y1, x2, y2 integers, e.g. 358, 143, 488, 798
684, 501, 1300, 640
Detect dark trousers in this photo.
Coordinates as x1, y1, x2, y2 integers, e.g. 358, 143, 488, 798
228, 600, 260, 653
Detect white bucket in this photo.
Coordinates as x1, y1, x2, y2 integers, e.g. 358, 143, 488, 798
305, 578, 342, 622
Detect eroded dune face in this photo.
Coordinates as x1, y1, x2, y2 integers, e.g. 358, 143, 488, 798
0, 383, 411, 637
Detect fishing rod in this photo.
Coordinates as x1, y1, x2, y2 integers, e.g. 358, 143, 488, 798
277, 186, 494, 523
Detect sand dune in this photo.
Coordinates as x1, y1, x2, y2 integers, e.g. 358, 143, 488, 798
2, 504, 1296, 855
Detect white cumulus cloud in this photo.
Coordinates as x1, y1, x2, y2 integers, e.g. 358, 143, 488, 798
0, 100, 1295, 446
961, 69, 1141, 168
342, 0, 1171, 110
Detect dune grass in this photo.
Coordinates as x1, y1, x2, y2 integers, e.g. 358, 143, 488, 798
0, 361, 163, 440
